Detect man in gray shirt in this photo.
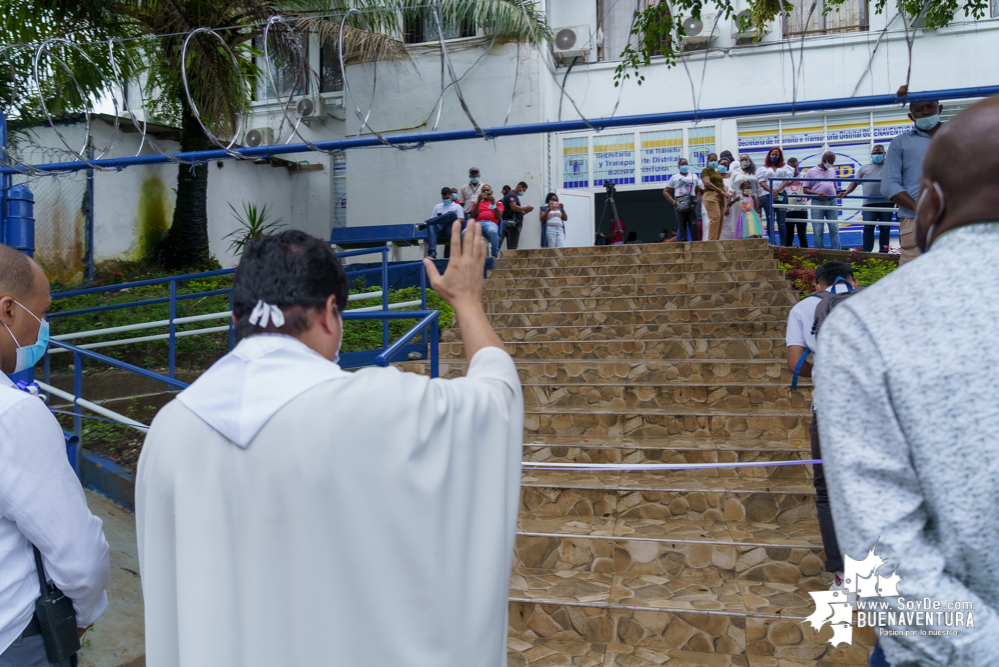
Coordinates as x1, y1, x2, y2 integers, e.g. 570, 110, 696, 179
816, 96, 999, 666
881, 99, 944, 266
840, 145, 895, 253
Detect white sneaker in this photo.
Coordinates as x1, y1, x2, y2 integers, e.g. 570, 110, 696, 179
829, 571, 845, 591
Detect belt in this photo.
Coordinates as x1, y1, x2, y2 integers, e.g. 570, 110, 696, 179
20, 615, 41, 638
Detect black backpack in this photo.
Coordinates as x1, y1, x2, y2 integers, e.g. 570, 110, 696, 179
791, 277, 864, 389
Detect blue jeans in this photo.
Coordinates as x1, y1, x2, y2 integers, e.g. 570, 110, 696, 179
862, 202, 893, 253
869, 643, 889, 666
761, 194, 787, 245
468, 220, 500, 257
811, 202, 841, 249
426, 221, 452, 257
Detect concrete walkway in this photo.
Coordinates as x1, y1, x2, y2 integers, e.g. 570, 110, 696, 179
79, 490, 145, 667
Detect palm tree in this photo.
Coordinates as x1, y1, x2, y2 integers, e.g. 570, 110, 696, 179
0, 1, 548, 269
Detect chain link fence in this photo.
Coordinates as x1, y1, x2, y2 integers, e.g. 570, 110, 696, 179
10, 146, 92, 284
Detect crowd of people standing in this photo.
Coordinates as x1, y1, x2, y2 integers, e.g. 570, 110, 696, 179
658, 118, 937, 267
423, 166, 569, 258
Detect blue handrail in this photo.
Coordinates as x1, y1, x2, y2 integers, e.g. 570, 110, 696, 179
45, 243, 442, 477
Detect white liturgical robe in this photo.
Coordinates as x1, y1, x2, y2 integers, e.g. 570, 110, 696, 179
136, 334, 523, 667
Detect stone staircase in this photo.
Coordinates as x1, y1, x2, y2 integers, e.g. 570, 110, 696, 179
407, 238, 874, 666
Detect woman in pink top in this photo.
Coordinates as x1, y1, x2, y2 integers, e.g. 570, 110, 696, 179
469, 184, 503, 257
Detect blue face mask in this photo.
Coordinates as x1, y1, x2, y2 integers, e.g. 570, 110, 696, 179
914, 114, 939, 131
659, 232, 666, 239
679, 165, 690, 174
872, 153, 884, 164
443, 198, 452, 204
451, 193, 457, 201
2, 301, 49, 374
770, 156, 780, 164
469, 177, 479, 184
718, 165, 728, 174
708, 161, 719, 169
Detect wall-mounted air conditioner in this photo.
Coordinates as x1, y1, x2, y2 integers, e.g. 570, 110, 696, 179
296, 96, 326, 121
680, 14, 720, 51
733, 9, 770, 44
552, 25, 592, 63
244, 127, 274, 147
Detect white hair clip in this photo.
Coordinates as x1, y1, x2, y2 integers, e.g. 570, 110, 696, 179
248, 300, 286, 328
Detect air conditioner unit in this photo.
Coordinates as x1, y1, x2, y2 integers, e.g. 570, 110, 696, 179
680, 14, 720, 51
296, 96, 326, 121
552, 25, 592, 62
244, 127, 274, 147
733, 9, 769, 44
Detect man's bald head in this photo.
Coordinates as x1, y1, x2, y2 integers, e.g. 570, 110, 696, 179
916, 95, 999, 250
0, 244, 37, 299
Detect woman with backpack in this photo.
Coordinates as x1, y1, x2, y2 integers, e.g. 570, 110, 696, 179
664, 157, 701, 243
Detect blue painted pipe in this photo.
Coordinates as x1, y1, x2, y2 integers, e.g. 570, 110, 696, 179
4, 85, 997, 175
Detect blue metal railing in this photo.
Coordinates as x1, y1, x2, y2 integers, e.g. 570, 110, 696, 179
765, 176, 897, 246
44, 246, 443, 474
4, 85, 998, 176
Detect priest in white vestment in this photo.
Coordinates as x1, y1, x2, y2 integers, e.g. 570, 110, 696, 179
136, 225, 523, 667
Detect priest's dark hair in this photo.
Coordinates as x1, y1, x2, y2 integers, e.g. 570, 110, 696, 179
232, 230, 349, 342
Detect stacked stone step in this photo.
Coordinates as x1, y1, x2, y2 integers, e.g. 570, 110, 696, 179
402, 239, 874, 666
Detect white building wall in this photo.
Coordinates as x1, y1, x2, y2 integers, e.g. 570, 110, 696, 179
37, 7, 999, 263
339, 40, 548, 253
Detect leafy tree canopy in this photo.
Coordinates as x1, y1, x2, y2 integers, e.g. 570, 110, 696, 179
614, 0, 989, 86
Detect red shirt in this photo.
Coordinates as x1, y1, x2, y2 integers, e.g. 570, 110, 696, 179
475, 199, 504, 223
610, 219, 625, 244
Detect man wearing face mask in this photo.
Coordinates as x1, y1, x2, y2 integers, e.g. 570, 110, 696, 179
815, 96, 999, 667
803, 151, 842, 250
0, 244, 110, 665
424, 186, 465, 259
839, 145, 894, 253
459, 167, 484, 220
881, 99, 944, 266
137, 228, 523, 667
664, 158, 701, 242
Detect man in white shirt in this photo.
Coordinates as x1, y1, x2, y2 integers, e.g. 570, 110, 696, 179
424, 186, 465, 259
458, 167, 484, 220
663, 157, 701, 242
0, 244, 110, 665
785, 261, 857, 588
137, 226, 523, 667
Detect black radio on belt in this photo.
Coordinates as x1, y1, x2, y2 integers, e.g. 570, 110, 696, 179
32, 545, 81, 662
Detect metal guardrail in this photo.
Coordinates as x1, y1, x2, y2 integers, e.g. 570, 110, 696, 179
765, 176, 899, 245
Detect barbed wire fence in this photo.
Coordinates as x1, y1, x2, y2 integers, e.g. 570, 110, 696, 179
9, 145, 92, 283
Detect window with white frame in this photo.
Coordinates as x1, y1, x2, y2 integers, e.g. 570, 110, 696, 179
597, 0, 668, 61
403, 12, 475, 43
319, 39, 344, 93
784, 0, 868, 36
254, 34, 308, 101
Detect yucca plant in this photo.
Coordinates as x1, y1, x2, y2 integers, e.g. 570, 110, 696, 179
223, 202, 285, 255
